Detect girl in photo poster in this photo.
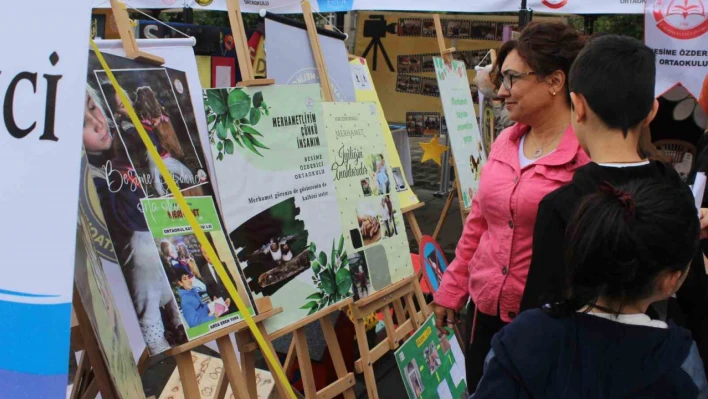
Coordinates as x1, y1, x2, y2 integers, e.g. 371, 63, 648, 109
375, 155, 390, 194
177, 242, 202, 279
160, 240, 208, 294
83, 83, 186, 354
380, 198, 391, 237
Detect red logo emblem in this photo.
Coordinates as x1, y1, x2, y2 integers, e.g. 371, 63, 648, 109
653, 0, 708, 39
542, 0, 569, 9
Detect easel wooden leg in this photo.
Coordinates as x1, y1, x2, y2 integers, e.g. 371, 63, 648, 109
381, 308, 398, 349
175, 351, 202, 399
353, 319, 379, 399
392, 299, 407, 326
217, 335, 251, 399
320, 317, 356, 399
413, 279, 432, 318
257, 322, 293, 399
214, 370, 229, 399
433, 187, 457, 241
284, 339, 297, 376
293, 328, 317, 398
404, 293, 422, 329
405, 210, 423, 245
235, 331, 259, 398
70, 351, 91, 399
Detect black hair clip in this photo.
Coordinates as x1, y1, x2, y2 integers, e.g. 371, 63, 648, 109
599, 181, 636, 219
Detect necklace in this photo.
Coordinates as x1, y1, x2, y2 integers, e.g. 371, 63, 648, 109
528, 127, 566, 158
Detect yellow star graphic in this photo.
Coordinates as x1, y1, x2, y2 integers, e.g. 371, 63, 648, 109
419, 136, 449, 166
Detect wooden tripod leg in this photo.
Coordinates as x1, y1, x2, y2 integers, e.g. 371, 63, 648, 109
283, 339, 297, 376
70, 351, 91, 399
320, 317, 356, 399
404, 293, 422, 329
413, 279, 431, 319
175, 351, 201, 399
257, 322, 292, 399
214, 370, 229, 399
353, 318, 379, 399
433, 186, 457, 241
217, 335, 250, 399
381, 308, 398, 349
405, 211, 423, 245
293, 328, 317, 398
235, 331, 258, 398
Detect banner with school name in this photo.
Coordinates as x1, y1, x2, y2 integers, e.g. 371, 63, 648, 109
322, 102, 413, 302
204, 84, 351, 334
434, 57, 487, 209
141, 196, 255, 340
645, 0, 708, 100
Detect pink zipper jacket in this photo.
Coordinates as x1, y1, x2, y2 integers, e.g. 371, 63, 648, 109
434, 123, 590, 323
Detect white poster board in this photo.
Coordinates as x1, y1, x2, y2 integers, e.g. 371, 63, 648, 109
0, 1, 91, 397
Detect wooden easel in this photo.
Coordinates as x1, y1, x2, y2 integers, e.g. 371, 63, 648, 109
223, 2, 357, 398
351, 275, 431, 399
101, 5, 296, 399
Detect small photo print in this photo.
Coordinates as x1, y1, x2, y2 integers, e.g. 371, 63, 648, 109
424, 113, 441, 135
406, 114, 419, 137
407, 76, 422, 94
422, 19, 435, 36
421, 54, 435, 72
405, 359, 425, 397
452, 52, 470, 69
422, 78, 439, 97
396, 74, 409, 93
349, 251, 372, 301
361, 178, 373, 196
470, 21, 496, 40
379, 195, 399, 239
366, 154, 392, 196
355, 200, 383, 246
495, 23, 506, 40
414, 114, 424, 136
446, 20, 471, 38
398, 55, 421, 74
398, 18, 422, 36
441, 116, 448, 136
424, 342, 442, 375
440, 334, 452, 354
391, 167, 407, 192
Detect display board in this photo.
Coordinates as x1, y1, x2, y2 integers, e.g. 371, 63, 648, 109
644, 0, 708, 99
76, 204, 145, 399
265, 16, 356, 102
83, 50, 254, 356
434, 57, 487, 209
395, 315, 467, 399
204, 84, 351, 334
349, 57, 420, 209
322, 102, 413, 301
0, 1, 91, 397
353, 11, 559, 126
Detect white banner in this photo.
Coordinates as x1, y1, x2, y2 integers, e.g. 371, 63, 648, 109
0, 0, 91, 397
94, 0, 646, 14
645, 0, 708, 99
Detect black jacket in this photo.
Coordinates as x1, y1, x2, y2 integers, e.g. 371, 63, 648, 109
473, 309, 708, 399
519, 161, 708, 373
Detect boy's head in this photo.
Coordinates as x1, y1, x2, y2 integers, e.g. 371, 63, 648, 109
569, 35, 658, 151
174, 270, 192, 290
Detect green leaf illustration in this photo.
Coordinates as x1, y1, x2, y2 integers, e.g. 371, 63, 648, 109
319, 251, 327, 269
340, 255, 349, 269
216, 141, 223, 151
300, 301, 318, 310
321, 273, 335, 295
305, 292, 322, 301
249, 107, 261, 125
335, 268, 352, 295
229, 125, 244, 147
206, 90, 228, 115
242, 135, 263, 157
244, 133, 269, 149
338, 235, 344, 257
310, 242, 317, 254
227, 89, 251, 120
217, 152, 224, 161
216, 119, 228, 140
253, 92, 264, 108
331, 242, 336, 271
241, 125, 263, 137
311, 260, 321, 275
207, 114, 216, 125
224, 138, 234, 154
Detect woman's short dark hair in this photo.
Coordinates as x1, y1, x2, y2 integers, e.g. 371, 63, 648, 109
555, 179, 699, 315
492, 22, 586, 102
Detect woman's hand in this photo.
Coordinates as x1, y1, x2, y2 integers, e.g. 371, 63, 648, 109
432, 302, 458, 336
700, 208, 708, 239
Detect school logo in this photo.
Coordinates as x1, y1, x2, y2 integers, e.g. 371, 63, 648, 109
79, 159, 118, 263
541, 0, 569, 9
653, 0, 708, 39
195, 0, 214, 5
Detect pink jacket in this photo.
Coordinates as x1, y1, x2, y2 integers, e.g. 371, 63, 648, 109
434, 123, 590, 323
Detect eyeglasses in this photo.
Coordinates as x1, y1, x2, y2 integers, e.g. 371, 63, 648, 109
499, 71, 536, 91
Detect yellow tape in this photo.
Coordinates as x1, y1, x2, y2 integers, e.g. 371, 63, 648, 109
89, 39, 296, 399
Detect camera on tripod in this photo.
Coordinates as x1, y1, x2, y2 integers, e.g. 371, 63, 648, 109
363, 15, 397, 38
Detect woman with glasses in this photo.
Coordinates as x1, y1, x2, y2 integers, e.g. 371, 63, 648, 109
432, 22, 589, 392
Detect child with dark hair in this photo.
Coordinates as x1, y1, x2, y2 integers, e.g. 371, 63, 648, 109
520, 35, 708, 369
174, 270, 216, 328
474, 180, 707, 398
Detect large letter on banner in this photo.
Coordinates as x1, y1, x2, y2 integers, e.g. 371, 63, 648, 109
0, 0, 91, 397
645, 0, 708, 100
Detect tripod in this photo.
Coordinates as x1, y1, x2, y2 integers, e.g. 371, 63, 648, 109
362, 37, 394, 72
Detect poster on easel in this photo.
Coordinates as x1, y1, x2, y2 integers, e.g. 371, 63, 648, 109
1, 1, 91, 397
83, 49, 254, 355
434, 57, 487, 209
265, 15, 356, 102
350, 57, 421, 209
203, 84, 352, 334
395, 315, 467, 399
322, 102, 413, 301
75, 204, 145, 398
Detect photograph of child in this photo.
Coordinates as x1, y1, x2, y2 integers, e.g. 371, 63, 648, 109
381, 195, 398, 238
424, 342, 442, 374
356, 202, 382, 246
349, 252, 372, 301
405, 360, 424, 397
361, 178, 372, 196
368, 154, 391, 195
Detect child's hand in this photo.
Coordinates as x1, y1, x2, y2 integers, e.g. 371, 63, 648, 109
700, 208, 708, 239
